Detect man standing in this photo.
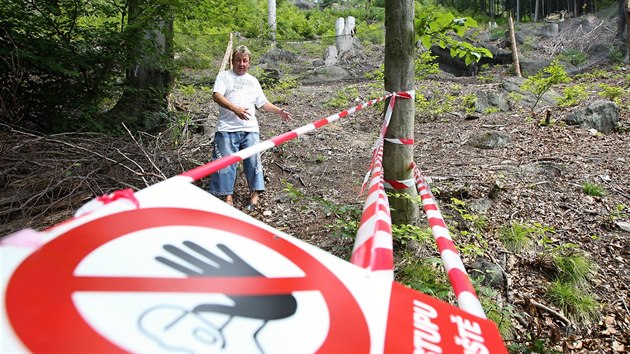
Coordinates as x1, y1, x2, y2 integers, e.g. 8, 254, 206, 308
211, 45, 292, 210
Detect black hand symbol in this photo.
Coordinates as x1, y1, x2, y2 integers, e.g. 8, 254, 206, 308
156, 241, 297, 319
156, 241, 262, 277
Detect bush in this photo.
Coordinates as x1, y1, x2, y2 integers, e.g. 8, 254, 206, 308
558, 48, 587, 66
559, 84, 589, 107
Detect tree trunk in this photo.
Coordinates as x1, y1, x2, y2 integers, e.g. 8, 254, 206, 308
517, 0, 521, 22
508, 16, 522, 77
384, 0, 418, 226
535, 0, 540, 21
106, 0, 174, 131
268, 0, 277, 47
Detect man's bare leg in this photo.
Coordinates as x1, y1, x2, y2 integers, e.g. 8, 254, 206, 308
225, 195, 233, 206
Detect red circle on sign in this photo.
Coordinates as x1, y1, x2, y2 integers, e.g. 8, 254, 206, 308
6, 208, 370, 353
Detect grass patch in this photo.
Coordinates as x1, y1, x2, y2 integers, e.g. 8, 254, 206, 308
582, 182, 604, 197
396, 254, 452, 302
547, 281, 600, 323
498, 222, 535, 252
553, 252, 595, 287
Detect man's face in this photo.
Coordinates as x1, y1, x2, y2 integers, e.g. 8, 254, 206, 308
232, 53, 250, 75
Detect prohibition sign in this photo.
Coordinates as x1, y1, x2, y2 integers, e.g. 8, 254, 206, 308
6, 208, 370, 353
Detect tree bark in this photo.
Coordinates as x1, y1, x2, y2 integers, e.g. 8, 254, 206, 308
268, 0, 277, 47
384, 0, 418, 226
508, 16, 522, 77
106, 0, 174, 131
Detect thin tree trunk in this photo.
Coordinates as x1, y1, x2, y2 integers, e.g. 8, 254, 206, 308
268, 0, 276, 48
384, 0, 418, 226
508, 16, 522, 77
535, 0, 540, 21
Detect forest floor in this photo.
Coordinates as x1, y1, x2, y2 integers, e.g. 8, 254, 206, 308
1, 13, 630, 354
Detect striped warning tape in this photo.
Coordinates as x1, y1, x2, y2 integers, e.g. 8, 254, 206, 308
411, 162, 486, 319
350, 143, 393, 274
383, 178, 416, 190
384, 137, 414, 145
351, 90, 414, 275
180, 93, 395, 181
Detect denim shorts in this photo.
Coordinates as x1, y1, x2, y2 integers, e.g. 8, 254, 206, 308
209, 131, 265, 196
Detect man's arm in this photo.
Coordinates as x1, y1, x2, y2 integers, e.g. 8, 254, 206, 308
212, 92, 252, 120
261, 101, 292, 122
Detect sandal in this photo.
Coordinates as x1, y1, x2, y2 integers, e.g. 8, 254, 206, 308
244, 203, 258, 212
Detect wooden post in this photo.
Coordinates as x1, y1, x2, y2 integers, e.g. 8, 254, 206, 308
220, 32, 233, 72
383, 0, 418, 226
508, 16, 522, 77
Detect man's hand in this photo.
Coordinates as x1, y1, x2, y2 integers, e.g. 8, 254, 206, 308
279, 109, 292, 122
232, 106, 251, 120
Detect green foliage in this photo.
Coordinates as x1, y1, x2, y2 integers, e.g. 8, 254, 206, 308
414, 51, 440, 80
265, 74, 300, 104
463, 93, 477, 114
283, 181, 362, 241
414, 83, 462, 117
608, 46, 626, 64
559, 84, 588, 107
597, 83, 624, 104
582, 182, 605, 197
324, 87, 360, 109
396, 253, 452, 301
547, 281, 600, 323
558, 48, 587, 66
365, 64, 384, 81
0, 0, 136, 130
415, 7, 492, 66
391, 224, 434, 247
553, 252, 595, 287
474, 280, 516, 338
498, 222, 540, 252
508, 338, 561, 354
521, 60, 571, 110
610, 204, 628, 221
446, 198, 488, 257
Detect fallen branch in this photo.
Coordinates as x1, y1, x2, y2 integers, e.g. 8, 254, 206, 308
516, 299, 570, 326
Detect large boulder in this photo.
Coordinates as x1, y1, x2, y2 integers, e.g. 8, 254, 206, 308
468, 130, 511, 149
259, 48, 298, 65
293, 0, 316, 10
566, 100, 620, 134
475, 89, 510, 113
308, 65, 349, 82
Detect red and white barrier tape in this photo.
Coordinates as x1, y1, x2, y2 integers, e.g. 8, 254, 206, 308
350, 143, 393, 274
412, 163, 486, 319
181, 93, 395, 181
384, 137, 414, 145
351, 90, 414, 274
383, 178, 416, 190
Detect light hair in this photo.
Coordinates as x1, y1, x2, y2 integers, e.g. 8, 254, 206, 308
232, 45, 251, 60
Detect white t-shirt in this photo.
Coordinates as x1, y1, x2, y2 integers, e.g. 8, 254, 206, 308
213, 70, 268, 133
